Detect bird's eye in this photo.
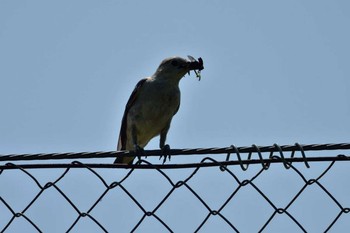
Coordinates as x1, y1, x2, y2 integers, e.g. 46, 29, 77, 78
171, 60, 178, 66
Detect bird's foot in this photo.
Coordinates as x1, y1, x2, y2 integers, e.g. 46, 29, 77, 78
133, 145, 145, 161
160, 144, 171, 164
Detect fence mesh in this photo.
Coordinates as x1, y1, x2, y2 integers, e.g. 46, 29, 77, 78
1, 143, 350, 232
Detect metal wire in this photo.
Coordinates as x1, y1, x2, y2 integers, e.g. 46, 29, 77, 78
1, 142, 350, 232
1, 142, 350, 162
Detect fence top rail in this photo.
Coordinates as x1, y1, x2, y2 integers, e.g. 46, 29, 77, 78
1, 142, 350, 162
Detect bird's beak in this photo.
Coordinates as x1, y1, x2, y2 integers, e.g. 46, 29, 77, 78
187, 57, 204, 71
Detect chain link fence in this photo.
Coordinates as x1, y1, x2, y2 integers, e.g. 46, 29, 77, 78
1, 143, 350, 232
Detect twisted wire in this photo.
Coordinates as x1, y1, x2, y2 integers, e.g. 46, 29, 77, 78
1, 142, 350, 162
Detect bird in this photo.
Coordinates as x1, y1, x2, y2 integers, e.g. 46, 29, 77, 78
114, 56, 204, 164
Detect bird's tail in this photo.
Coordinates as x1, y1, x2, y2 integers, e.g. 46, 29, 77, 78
113, 156, 127, 164
114, 155, 134, 165
114, 135, 134, 164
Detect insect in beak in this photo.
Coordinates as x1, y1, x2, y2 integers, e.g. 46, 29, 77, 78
187, 55, 203, 81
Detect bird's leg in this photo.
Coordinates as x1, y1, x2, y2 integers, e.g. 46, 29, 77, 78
133, 145, 144, 161
159, 128, 171, 164
132, 125, 144, 161
160, 144, 171, 164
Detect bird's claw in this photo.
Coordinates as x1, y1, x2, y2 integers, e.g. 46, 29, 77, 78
160, 144, 171, 164
133, 145, 145, 161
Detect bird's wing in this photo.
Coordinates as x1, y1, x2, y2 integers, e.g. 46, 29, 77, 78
117, 78, 147, 151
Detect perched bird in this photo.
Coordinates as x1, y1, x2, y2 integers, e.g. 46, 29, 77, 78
114, 56, 204, 164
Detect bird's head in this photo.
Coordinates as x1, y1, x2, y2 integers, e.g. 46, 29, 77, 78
153, 56, 204, 81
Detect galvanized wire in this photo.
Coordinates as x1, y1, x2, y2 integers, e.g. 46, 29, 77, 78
1, 142, 350, 232
1, 142, 350, 162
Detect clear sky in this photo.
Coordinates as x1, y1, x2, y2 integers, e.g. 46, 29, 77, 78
1, 1, 350, 232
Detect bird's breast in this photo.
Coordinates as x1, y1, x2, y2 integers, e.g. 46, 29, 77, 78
129, 84, 180, 130
142, 87, 179, 119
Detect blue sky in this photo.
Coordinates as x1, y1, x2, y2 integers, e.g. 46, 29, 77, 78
1, 1, 350, 232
